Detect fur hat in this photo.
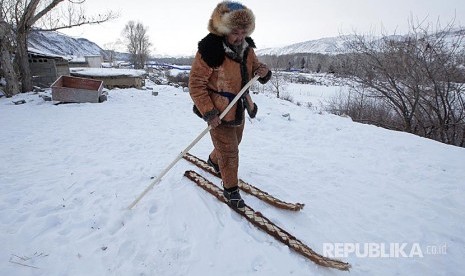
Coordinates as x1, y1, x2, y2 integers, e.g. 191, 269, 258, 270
208, 1, 255, 37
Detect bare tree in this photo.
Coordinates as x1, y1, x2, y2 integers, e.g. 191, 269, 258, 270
267, 68, 287, 98
103, 39, 124, 67
0, 15, 20, 96
0, 0, 117, 95
336, 20, 465, 147
300, 57, 306, 70
122, 21, 152, 69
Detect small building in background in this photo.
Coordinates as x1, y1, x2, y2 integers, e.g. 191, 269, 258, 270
28, 51, 70, 87
84, 55, 103, 68
68, 57, 87, 68
70, 68, 147, 89
69, 55, 103, 68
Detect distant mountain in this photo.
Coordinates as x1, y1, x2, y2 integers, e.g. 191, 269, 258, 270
27, 30, 351, 60
28, 30, 108, 59
27, 30, 130, 61
28, 29, 464, 60
256, 29, 465, 56
256, 36, 354, 56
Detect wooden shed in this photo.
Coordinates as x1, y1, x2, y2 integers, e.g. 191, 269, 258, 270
70, 68, 146, 89
28, 51, 70, 87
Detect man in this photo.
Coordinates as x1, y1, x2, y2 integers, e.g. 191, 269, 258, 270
189, 1, 271, 208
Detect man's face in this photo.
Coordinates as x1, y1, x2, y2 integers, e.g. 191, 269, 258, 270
226, 28, 247, 46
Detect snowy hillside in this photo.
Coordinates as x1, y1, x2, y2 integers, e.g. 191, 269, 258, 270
256, 29, 465, 56
1, 79, 464, 275
28, 29, 350, 58
257, 35, 353, 55
27, 30, 130, 61
28, 30, 107, 59
27, 28, 464, 60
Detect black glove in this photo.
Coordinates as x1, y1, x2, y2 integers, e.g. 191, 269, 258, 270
244, 100, 258, 118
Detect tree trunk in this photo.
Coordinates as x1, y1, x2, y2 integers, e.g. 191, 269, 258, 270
0, 47, 20, 97
0, 21, 20, 97
16, 30, 33, 92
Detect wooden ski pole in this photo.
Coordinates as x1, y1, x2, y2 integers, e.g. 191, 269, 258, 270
127, 75, 260, 209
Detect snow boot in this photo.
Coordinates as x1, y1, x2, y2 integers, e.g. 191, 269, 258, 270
223, 186, 245, 209
207, 156, 221, 176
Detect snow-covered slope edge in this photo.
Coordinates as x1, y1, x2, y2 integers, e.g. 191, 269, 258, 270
0, 85, 464, 276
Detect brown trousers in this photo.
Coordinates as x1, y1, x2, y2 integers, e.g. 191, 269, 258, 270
209, 122, 245, 189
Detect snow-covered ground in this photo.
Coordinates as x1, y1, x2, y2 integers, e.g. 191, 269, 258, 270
1, 79, 464, 275
278, 82, 347, 109
254, 72, 349, 111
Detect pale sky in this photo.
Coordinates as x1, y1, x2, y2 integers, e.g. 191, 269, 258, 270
60, 0, 465, 57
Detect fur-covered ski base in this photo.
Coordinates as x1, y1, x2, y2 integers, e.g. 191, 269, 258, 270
184, 170, 351, 271
183, 153, 304, 211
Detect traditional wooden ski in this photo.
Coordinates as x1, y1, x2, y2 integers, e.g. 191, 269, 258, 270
183, 153, 304, 211
184, 170, 351, 271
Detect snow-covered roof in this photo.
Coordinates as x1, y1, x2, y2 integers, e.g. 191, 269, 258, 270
70, 67, 146, 78
69, 57, 86, 63
28, 48, 69, 60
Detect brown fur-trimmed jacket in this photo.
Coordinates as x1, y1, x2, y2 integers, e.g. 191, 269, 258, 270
189, 33, 271, 126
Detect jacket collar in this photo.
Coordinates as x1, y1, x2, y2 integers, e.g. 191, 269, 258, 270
223, 39, 249, 62
198, 33, 256, 68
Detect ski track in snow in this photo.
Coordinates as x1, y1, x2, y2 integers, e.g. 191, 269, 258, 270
1, 81, 464, 275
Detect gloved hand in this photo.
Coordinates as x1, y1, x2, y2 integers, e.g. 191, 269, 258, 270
254, 63, 270, 78
208, 115, 222, 129
244, 94, 258, 118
